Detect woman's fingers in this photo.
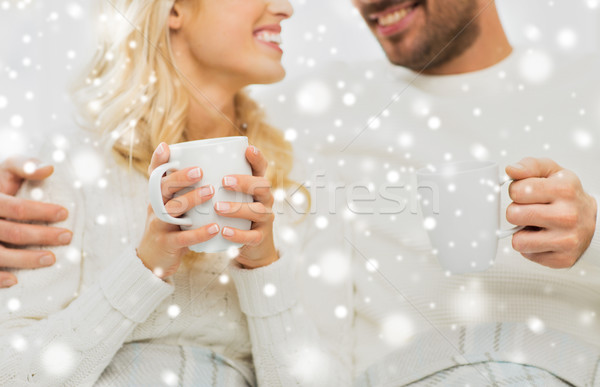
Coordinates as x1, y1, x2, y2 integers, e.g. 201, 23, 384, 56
160, 167, 204, 201
148, 143, 205, 202
222, 175, 273, 206
245, 146, 268, 177
164, 185, 215, 218
148, 143, 170, 175
214, 201, 274, 223
221, 227, 264, 247
167, 223, 220, 249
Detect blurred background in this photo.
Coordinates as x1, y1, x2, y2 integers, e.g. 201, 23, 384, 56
0, 0, 598, 156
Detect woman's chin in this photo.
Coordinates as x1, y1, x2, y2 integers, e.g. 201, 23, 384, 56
251, 64, 286, 85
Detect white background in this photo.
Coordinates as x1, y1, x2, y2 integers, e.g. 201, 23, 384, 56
0, 0, 598, 156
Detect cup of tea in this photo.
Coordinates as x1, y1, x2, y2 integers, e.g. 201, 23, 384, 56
416, 160, 523, 274
148, 136, 253, 253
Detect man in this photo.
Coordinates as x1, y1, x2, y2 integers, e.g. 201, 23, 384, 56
256, 0, 600, 385
2, 0, 599, 385
0, 157, 71, 288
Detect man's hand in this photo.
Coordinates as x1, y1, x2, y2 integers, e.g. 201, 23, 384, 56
0, 156, 72, 288
506, 157, 597, 269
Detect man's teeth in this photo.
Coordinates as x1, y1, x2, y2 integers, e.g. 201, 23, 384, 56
378, 7, 413, 27
255, 31, 282, 45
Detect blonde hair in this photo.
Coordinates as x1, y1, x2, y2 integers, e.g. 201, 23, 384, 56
71, 0, 298, 195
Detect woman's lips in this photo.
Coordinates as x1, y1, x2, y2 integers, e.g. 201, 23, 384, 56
253, 26, 283, 53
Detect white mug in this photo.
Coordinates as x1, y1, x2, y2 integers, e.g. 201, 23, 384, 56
416, 160, 524, 274
149, 136, 253, 253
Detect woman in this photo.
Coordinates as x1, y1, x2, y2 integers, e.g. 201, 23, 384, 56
0, 0, 350, 385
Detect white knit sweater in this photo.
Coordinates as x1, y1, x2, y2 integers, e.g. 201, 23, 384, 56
255, 50, 600, 385
0, 130, 352, 386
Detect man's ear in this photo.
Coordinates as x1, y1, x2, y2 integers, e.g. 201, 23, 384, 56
169, 2, 184, 30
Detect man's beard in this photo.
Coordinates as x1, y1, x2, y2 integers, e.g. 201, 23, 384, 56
374, 0, 481, 72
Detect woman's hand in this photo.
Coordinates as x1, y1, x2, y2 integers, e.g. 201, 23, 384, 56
216, 146, 278, 269
137, 143, 219, 279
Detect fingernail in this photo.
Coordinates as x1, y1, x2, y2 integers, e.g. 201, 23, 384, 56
215, 202, 230, 212
198, 185, 214, 198
36, 162, 50, 170
208, 224, 220, 234
156, 143, 165, 155
2, 279, 16, 287
58, 232, 72, 244
39, 255, 54, 266
223, 176, 237, 187
55, 209, 68, 222
250, 146, 259, 155
188, 167, 202, 180
222, 227, 234, 237
510, 163, 525, 170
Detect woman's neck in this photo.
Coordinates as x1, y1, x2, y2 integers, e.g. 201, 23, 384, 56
185, 87, 239, 141
169, 30, 244, 140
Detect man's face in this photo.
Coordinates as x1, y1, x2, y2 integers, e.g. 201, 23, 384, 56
352, 0, 480, 71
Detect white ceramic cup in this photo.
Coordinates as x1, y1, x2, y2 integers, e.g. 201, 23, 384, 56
149, 136, 253, 253
416, 160, 524, 274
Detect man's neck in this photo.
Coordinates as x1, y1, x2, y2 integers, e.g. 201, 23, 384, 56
422, 2, 512, 76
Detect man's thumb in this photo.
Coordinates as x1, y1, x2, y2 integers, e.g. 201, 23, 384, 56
505, 157, 561, 180
2, 156, 54, 181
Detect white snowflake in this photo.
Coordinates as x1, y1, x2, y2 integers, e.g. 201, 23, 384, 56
427, 116, 441, 130
315, 216, 328, 229
296, 81, 332, 115
423, 217, 436, 231
318, 249, 350, 285
161, 370, 178, 386
573, 129, 593, 148
7, 298, 21, 312
41, 342, 76, 376
519, 50, 553, 84
342, 92, 356, 106
10, 334, 27, 352
284, 128, 298, 142
527, 316, 546, 334
381, 314, 414, 347
365, 258, 379, 273
557, 28, 577, 49
334, 305, 348, 319
307, 264, 321, 278
167, 304, 181, 318
263, 283, 277, 297
10, 115, 23, 128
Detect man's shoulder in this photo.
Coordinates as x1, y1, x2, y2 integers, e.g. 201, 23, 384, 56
252, 60, 408, 126
253, 59, 406, 103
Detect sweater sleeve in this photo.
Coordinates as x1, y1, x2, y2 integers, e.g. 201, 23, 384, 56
228, 154, 353, 387
229, 252, 351, 387
577, 194, 600, 267
0, 143, 174, 386
0, 249, 173, 386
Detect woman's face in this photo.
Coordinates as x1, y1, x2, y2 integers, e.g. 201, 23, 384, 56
170, 0, 294, 88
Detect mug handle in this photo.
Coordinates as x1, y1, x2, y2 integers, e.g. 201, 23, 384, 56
148, 161, 193, 227
496, 178, 525, 239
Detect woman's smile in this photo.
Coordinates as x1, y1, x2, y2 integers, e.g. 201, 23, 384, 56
254, 24, 283, 53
